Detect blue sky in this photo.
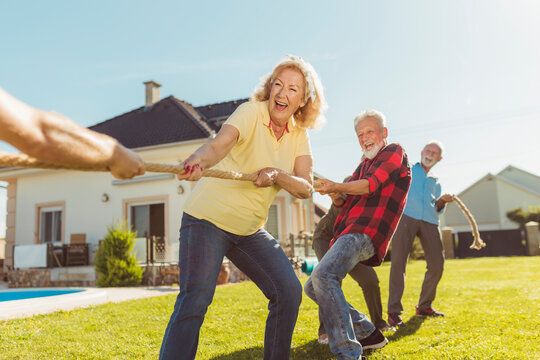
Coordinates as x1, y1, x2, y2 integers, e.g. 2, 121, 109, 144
1, 1, 540, 236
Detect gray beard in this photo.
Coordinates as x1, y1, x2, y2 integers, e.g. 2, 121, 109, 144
363, 141, 385, 159
421, 156, 435, 167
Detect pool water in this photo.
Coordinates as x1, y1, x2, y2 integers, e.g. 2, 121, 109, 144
0, 289, 84, 302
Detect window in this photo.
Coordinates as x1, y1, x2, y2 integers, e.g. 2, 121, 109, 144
123, 195, 170, 262
40, 206, 62, 243
129, 202, 166, 263
130, 203, 165, 239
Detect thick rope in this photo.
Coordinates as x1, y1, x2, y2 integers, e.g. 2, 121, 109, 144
453, 196, 486, 250
0, 152, 487, 250
0, 151, 257, 181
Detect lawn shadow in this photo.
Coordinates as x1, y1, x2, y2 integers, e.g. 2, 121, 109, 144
209, 340, 335, 360
291, 340, 334, 360
209, 346, 263, 360
387, 315, 426, 341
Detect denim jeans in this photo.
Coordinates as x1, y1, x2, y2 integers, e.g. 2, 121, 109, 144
313, 230, 385, 330
305, 233, 376, 360
160, 213, 302, 360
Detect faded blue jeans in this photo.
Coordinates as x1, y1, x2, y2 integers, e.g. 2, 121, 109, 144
160, 213, 302, 360
304, 233, 377, 360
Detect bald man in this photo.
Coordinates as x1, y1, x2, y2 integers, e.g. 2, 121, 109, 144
387, 141, 454, 328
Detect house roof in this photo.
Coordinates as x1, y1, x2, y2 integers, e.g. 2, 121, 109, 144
499, 165, 540, 182
89, 96, 248, 149
459, 166, 540, 198
313, 202, 329, 226
493, 174, 540, 197
196, 98, 249, 132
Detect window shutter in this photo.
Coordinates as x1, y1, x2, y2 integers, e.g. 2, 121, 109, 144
265, 204, 280, 241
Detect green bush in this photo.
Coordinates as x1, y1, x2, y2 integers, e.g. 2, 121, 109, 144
94, 221, 143, 287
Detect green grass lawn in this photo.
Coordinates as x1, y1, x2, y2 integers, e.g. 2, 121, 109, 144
1, 256, 539, 359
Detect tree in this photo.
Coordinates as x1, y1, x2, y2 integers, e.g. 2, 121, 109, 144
94, 221, 143, 287
506, 206, 540, 228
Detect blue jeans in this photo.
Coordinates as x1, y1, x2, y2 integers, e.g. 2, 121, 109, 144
160, 213, 302, 360
304, 233, 376, 360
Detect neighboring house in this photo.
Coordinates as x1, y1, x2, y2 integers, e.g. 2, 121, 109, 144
441, 165, 540, 232
313, 202, 329, 227
0, 81, 315, 273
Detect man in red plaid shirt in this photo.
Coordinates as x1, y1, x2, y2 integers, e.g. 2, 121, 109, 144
305, 110, 411, 360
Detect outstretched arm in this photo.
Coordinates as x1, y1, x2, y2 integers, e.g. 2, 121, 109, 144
0, 88, 145, 179
177, 124, 239, 181
253, 155, 313, 199
315, 178, 370, 196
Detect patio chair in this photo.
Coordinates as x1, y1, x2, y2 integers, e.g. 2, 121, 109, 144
64, 233, 89, 266
47, 243, 65, 267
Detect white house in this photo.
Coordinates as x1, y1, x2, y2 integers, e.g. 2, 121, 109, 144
0, 82, 315, 275
441, 165, 540, 232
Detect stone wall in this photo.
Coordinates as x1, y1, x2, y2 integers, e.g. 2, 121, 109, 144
525, 221, 540, 256
228, 258, 306, 283
142, 263, 241, 286
7, 260, 306, 288
8, 266, 96, 288
142, 264, 180, 286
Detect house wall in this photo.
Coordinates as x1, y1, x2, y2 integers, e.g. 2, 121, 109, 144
10, 142, 204, 264
496, 181, 540, 229
443, 176, 500, 230
266, 191, 312, 243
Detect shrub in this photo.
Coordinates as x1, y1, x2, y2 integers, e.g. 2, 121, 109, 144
94, 221, 143, 287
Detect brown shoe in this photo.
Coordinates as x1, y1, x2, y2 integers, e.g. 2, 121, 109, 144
415, 306, 445, 317
388, 312, 405, 327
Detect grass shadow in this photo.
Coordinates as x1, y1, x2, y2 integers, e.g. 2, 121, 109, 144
209, 346, 264, 360
387, 315, 426, 341
209, 340, 335, 360
291, 340, 334, 360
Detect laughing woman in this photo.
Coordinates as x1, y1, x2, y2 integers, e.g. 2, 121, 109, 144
159, 55, 327, 360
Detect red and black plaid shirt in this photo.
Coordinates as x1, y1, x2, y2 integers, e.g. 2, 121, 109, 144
331, 143, 411, 266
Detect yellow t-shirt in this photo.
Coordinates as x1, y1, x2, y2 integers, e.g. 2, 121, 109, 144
182, 100, 312, 235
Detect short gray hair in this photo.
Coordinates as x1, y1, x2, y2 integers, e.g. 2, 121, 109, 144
424, 140, 444, 155
353, 110, 386, 130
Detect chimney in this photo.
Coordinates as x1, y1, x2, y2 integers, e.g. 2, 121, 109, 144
144, 80, 162, 107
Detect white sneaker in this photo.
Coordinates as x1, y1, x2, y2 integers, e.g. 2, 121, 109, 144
378, 324, 395, 332
318, 333, 329, 345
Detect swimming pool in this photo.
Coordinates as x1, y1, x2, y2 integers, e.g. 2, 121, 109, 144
0, 289, 85, 302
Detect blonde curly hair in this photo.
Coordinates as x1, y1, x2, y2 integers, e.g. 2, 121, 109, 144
250, 55, 327, 129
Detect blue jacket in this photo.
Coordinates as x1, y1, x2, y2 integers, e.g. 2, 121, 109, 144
403, 162, 443, 225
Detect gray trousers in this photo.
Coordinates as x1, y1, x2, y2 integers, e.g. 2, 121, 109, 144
313, 233, 386, 330
388, 214, 445, 314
